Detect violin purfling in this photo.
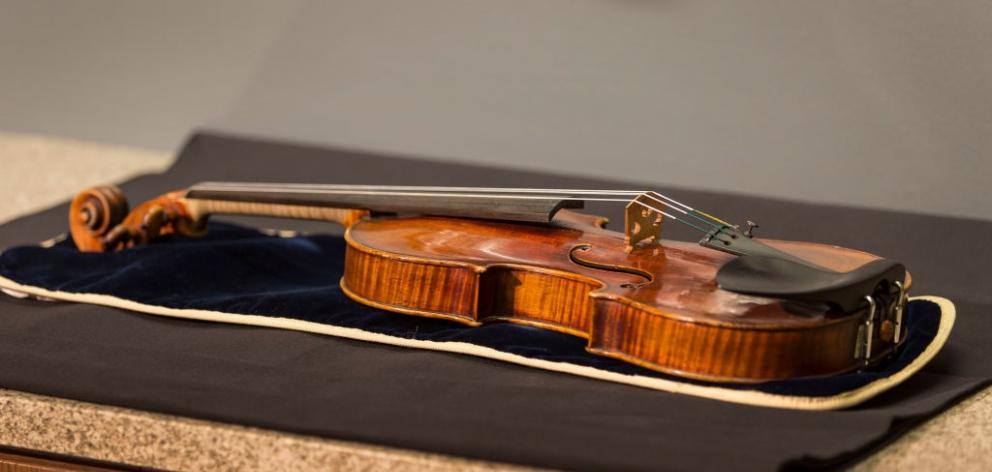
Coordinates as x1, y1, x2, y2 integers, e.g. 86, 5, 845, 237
68, 182, 911, 382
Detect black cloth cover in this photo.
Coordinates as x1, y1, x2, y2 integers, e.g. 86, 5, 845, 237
0, 132, 990, 471
0, 222, 946, 399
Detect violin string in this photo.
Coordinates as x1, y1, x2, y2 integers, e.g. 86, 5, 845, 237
199, 182, 735, 230
196, 182, 712, 214
191, 184, 727, 235
198, 182, 647, 195
196, 182, 695, 210
191, 183, 730, 235
630, 201, 715, 234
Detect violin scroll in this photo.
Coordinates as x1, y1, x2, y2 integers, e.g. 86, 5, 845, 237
69, 186, 205, 252
69, 185, 129, 251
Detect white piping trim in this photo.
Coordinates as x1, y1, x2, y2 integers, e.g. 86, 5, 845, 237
0, 275, 954, 410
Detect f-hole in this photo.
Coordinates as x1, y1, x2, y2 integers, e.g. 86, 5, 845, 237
569, 244, 654, 289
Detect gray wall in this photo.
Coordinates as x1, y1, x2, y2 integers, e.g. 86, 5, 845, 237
2, 1, 989, 220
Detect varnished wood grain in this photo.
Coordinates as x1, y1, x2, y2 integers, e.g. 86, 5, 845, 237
343, 210, 909, 382
183, 198, 368, 228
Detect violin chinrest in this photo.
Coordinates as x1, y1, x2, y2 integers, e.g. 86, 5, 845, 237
716, 255, 906, 312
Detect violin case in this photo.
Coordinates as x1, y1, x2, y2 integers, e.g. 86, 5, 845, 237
0, 131, 988, 470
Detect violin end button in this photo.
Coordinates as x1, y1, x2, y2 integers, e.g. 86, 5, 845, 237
880, 320, 895, 343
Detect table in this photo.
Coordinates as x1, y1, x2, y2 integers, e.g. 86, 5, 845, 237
1, 131, 989, 471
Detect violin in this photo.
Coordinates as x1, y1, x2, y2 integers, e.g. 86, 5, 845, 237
68, 182, 910, 382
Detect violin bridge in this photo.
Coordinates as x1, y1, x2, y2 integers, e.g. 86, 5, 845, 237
624, 193, 664, 253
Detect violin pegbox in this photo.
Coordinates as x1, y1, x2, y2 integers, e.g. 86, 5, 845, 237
624, 193, 664, 253
69, 186, 205, 252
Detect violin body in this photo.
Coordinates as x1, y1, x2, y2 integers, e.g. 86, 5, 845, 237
68, 184, 911, 382
344, 211, 906, 382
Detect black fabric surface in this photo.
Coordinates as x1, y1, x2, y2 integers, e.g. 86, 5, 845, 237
0, 222, 945, 398
1, 132, 990, 471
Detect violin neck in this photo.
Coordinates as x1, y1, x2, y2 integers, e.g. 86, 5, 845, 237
184, 182, 584, 223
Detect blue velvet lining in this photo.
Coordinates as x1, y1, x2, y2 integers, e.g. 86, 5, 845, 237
0, 223, 941, 397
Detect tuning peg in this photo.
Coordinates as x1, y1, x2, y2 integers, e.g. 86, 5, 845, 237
141, 205, 167, 241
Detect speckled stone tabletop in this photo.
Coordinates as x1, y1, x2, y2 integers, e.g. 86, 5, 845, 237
0, 131, 989, 471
